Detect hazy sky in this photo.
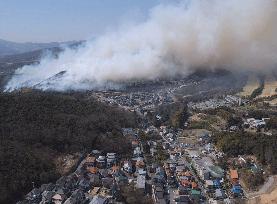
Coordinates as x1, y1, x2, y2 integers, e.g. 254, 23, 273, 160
0, 0, 176, 43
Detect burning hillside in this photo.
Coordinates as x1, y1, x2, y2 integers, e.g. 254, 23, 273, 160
5, 0, 277, 91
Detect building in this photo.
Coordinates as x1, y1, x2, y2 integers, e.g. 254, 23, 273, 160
207, 166, 224, 179
123, 160, 133, 173
244, 118, 267, 129
52, 193, 66, 204
106, 153, 116, 165
132, 140, 139, 148
89, 195, 109, 204
152, 183, 167, 204
232, 184, 243, 197
96, 155, 106, 168
87, 166, 98, 174
192, 157, 214, 180
230, 169, 239, 184
85, 156, 96, 167
215, 189, 225, 200
136, 174, 146, 189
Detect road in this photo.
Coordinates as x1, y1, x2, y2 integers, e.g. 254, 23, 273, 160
161, 132, 207, 203
169, 188, 176, 204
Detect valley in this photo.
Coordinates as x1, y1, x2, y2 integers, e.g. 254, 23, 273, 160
1, 50, 277, 204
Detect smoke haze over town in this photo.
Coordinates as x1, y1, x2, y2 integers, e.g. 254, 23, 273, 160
5, 0, 277, 91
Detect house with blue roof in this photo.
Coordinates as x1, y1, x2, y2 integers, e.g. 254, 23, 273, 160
232, 184, 243, 197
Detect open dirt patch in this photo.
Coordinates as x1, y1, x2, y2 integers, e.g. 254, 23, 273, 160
179, 129, 211, 145
247, 176, 277, 204
54, 153, 82, 175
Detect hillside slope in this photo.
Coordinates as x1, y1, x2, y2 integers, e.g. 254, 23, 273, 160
0, 91, 136, 203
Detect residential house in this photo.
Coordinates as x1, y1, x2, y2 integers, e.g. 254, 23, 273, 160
123, 160, 133, 173
230, 169, 239, 184
207, 166, 224, 179
101, 177, 114, 189
25, 188, 42, 202
106, 153, 116, 168
136, 174, 146, 189
52, 193, 66, 204
40, 191, 55, 204
135, 158, 145, 169
78, 177, 91, 191
89, 195, 109, 204
132, 140, 139, 148
190, 189, 201, 203
87, 167, 98, 174
96, 155, 106, 169
87, 173, 101, 187
178, 186, 190, 196
205, 180, 214, 189
85, 156, 96, 167
215, 189, 225, 200
134, 147, 143, 157
88, 187, 101, 198
191, 182, 198, 190
152, 183, 166, 204
63, 189, 85, 204
192, 157, 214, 180
232, 184, 243, 197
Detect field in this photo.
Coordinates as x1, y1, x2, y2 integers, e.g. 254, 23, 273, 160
259, 75, 277, 98
239, 74, 261, 97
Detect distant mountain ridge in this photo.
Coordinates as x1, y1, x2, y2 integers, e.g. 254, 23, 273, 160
0, 39, 77, 56
0, 40, 84, 91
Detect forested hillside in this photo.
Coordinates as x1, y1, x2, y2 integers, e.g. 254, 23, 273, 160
212, 131, 277, 173
0, 91, 137, 203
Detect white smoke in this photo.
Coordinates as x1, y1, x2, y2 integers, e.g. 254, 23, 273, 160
5, 0, 277, 91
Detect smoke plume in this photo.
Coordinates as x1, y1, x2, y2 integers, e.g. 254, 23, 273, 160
5, 0, 277, 91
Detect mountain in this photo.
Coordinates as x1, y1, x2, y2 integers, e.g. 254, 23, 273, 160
0, 47, 63, 91
0, 39, 77, 56
0, 41, 84, 91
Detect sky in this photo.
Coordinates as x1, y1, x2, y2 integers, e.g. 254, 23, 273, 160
0, 0, 175, 43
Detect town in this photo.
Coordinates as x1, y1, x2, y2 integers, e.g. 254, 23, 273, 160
16, 75, 277, 204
